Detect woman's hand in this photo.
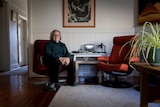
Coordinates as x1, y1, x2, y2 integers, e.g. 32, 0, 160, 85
59, 57, 70, 66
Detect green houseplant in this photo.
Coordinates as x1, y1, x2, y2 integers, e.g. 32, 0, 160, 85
122, 21, 160, 66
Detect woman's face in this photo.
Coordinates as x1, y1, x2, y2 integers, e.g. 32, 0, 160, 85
53, 31, 61, 43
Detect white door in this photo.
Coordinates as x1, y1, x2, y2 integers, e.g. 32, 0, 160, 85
17, 15, 28, 66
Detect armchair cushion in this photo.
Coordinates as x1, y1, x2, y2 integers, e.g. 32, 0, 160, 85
98, 62, 128, 72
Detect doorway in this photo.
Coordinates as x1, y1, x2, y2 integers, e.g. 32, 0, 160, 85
17, 15, 28, 67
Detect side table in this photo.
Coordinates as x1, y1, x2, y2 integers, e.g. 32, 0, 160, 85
71, 52, 106, 83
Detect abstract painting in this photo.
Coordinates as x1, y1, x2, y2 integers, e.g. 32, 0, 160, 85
138, 0, 160, 24
63, 0, 95, 27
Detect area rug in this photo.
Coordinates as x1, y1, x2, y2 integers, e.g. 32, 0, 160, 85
0, 66, 28, 76
49, 85, 160, 107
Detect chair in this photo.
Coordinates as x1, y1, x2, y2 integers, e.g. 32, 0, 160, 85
33, 40, 67, 83
97, 35, 139, 88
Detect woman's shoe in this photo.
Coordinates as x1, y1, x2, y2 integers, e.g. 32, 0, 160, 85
45, 81, 56, 91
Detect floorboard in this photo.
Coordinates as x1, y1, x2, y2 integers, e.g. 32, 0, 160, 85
0, 74, 139, 107
0, 75, 57, 107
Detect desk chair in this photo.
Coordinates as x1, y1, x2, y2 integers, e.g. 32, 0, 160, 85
97, 35, 139, 88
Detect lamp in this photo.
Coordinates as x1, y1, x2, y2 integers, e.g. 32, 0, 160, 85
97, 43, 106, 53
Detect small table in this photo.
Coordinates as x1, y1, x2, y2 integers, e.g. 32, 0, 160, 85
72, 52, 106, 83
131, 63, 160, 107
75, 60, 99, 82
72, 52, 106, 61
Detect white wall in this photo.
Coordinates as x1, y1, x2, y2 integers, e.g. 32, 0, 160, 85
9, 0, 28, 69
0, 0, 27, 71
28, 0, 137, 77
0, 0, 10, 71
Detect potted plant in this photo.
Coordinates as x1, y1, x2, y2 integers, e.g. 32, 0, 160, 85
122, 21, 160, 66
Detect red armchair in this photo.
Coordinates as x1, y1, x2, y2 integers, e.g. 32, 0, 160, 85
33, 40, 66, 77
97, 35, 139, 88
33, 40, 50, 76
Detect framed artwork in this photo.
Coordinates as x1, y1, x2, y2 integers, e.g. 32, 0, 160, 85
138, 0, 160, 25
63, 0, 96, 28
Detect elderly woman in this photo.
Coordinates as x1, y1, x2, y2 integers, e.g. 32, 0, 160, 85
43, 29, 77, 91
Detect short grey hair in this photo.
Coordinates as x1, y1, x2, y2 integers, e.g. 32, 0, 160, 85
50, 29, 61, 40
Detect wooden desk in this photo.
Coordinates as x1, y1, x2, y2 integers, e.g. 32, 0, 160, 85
132, 63, 160, 107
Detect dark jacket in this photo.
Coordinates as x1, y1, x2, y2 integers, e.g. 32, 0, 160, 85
43, 40, 71, 64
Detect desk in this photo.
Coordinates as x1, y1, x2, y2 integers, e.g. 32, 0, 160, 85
72, 52, 106, 61
131, 63, 160, 107
72, 53, 106, 82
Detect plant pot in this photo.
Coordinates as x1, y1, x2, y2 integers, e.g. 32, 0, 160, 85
148, 48, 160, 66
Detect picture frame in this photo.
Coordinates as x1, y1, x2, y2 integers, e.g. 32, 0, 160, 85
138, 0, 160, 25
63, 0, 96, 28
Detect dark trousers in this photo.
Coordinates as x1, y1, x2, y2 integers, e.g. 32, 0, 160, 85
44, 57, 75, 84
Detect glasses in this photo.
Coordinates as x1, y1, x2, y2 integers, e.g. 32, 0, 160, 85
53, 34, 60, 36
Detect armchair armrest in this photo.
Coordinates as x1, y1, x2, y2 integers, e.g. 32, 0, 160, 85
130, 57, 140, 62
125, 57, 140, 63
97, 56, 109, 63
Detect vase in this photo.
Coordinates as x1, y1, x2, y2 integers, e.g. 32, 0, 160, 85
148, 48, 160, 66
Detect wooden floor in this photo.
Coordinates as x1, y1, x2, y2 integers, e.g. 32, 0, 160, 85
0, 74, 139, 107
0, 75, 58, 107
